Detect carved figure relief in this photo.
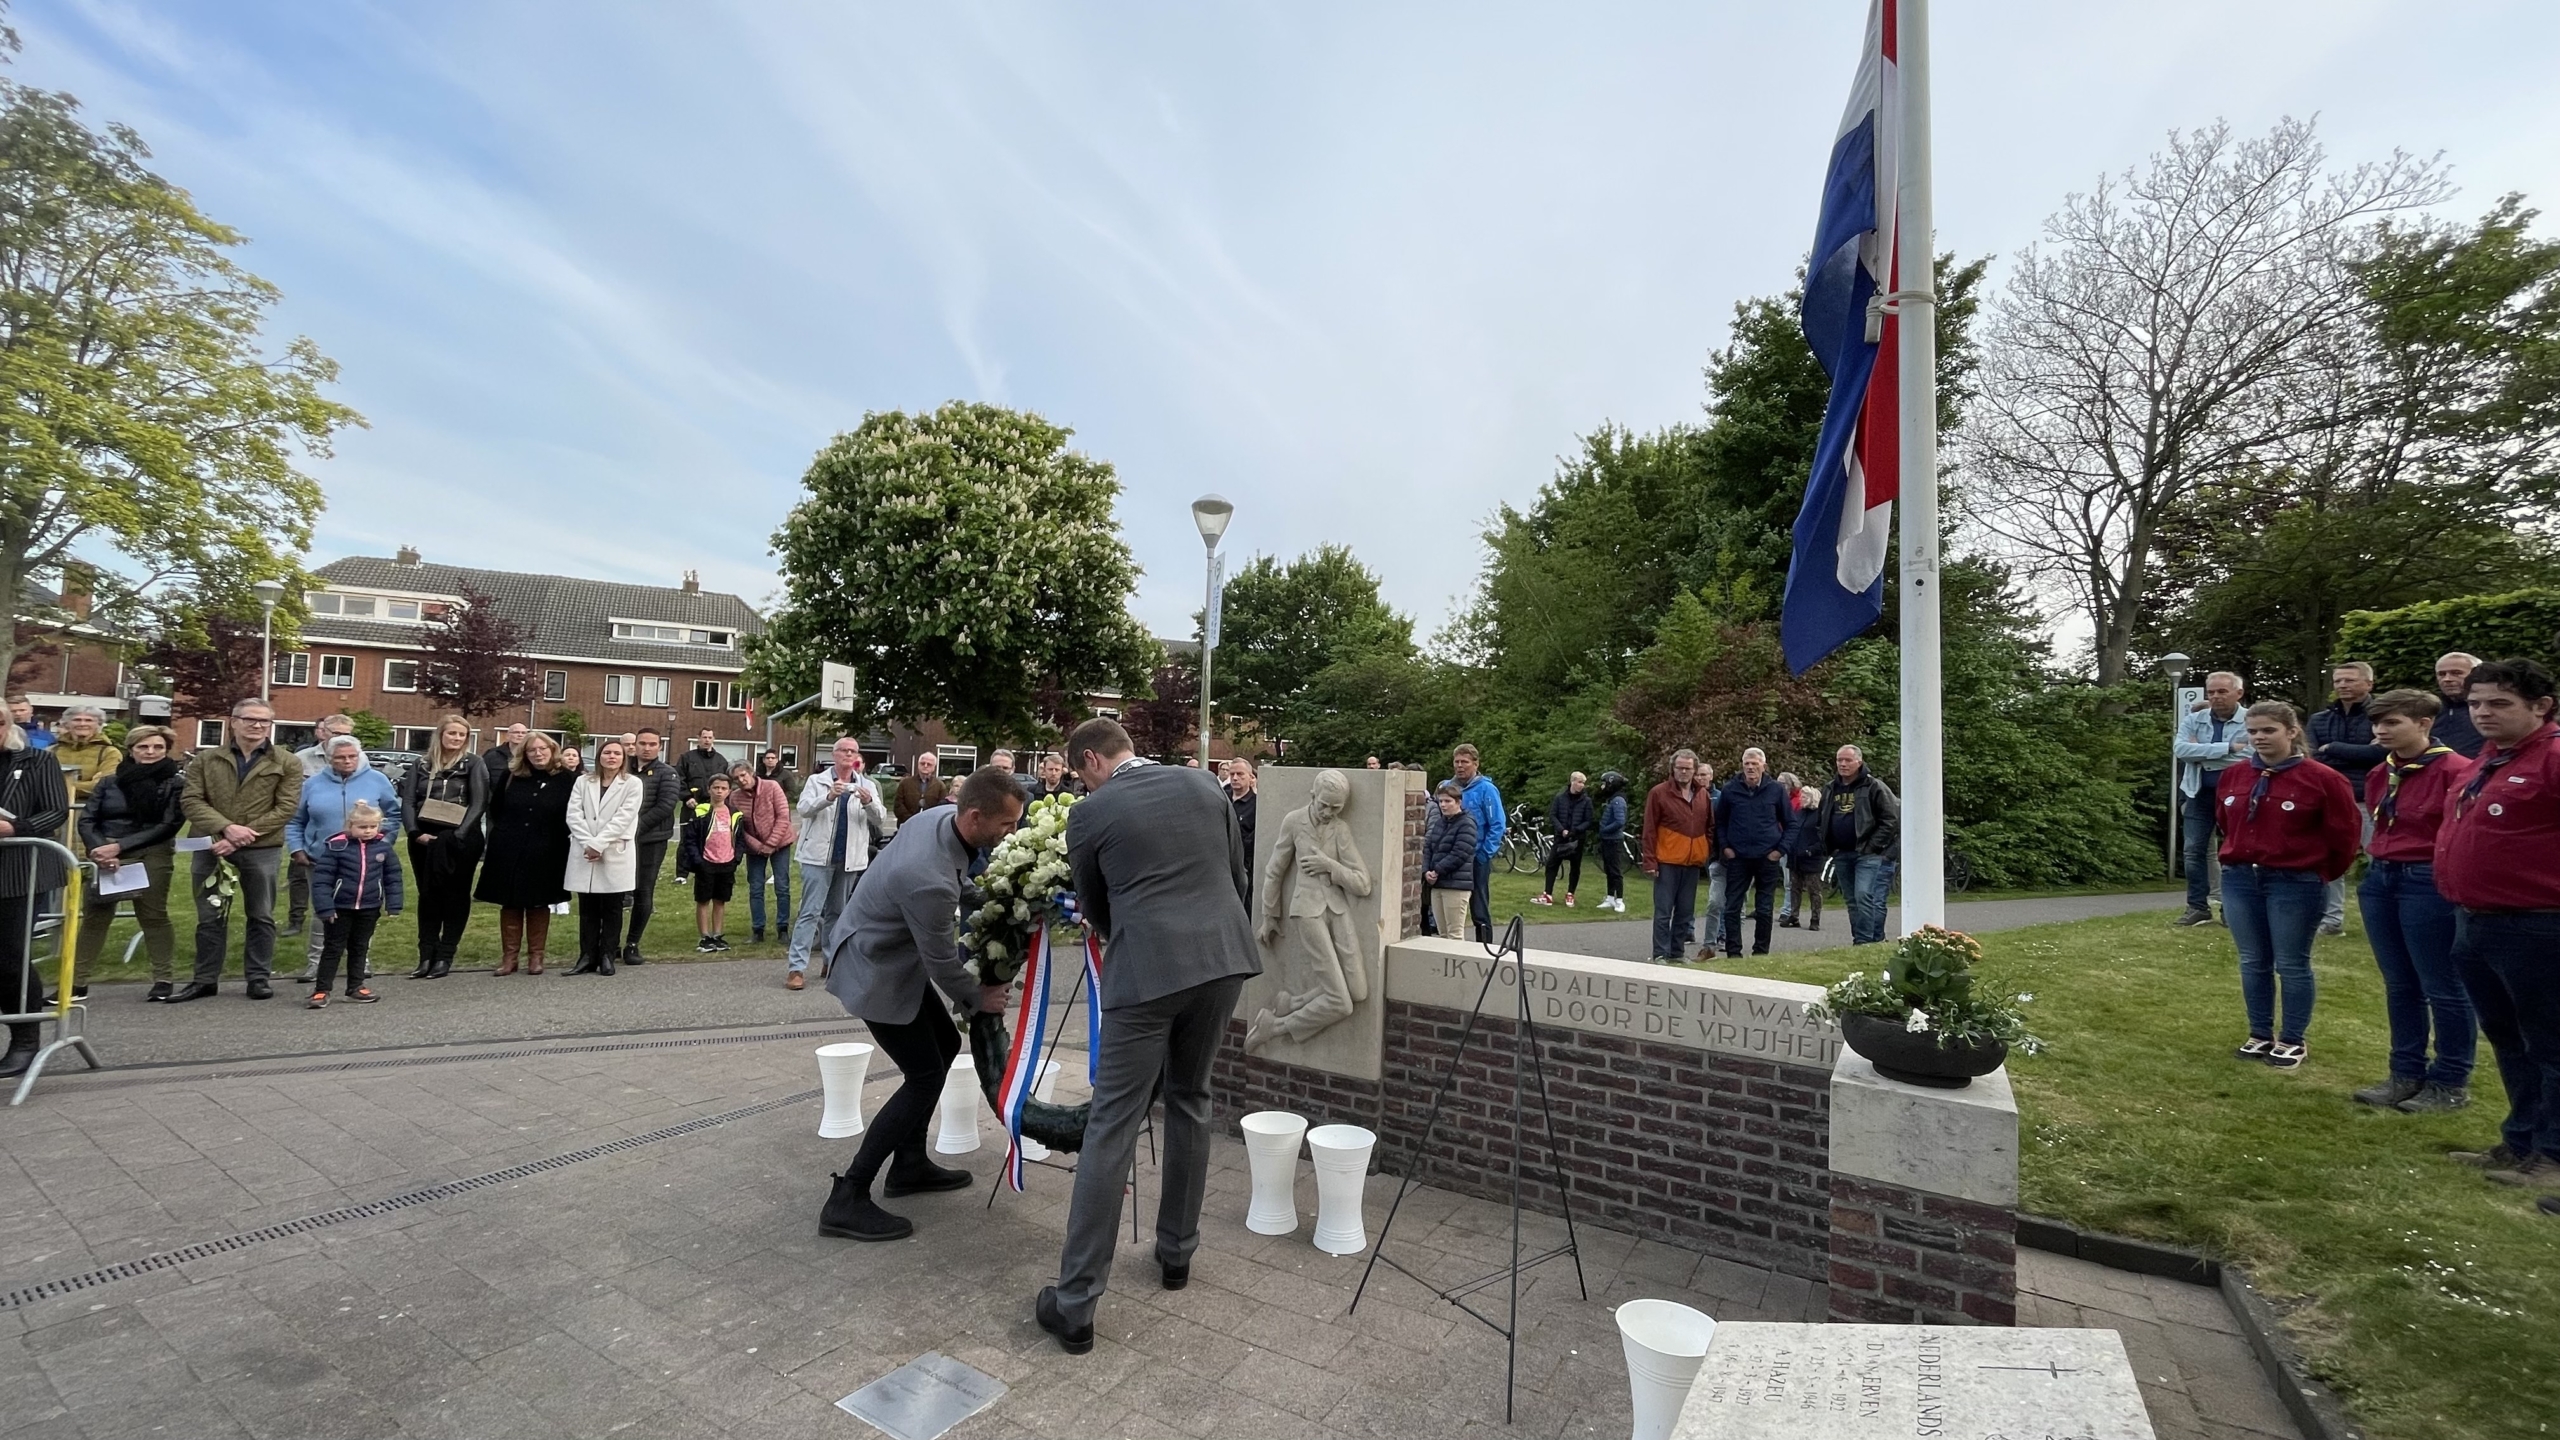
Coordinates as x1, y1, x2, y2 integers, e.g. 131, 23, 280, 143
1247, 768, 1374, 1053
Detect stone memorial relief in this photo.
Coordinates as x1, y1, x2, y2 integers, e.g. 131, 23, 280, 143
1672, 1323, 2154, 1440
1232, 766, 1406, 1081
1250, 769, 1374, 1054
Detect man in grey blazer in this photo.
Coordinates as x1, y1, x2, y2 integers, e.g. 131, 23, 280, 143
816, 767, 1025, 1242
1036, 719, 1261, 1354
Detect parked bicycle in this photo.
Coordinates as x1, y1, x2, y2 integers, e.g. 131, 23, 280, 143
1501, 805, 1551, 873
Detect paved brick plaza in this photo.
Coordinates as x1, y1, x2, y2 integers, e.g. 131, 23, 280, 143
0, 977, 2298, 1438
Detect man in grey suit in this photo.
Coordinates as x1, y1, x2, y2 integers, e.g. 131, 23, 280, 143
1036, 719, 1261, 1355
816, 768, 1025, 1242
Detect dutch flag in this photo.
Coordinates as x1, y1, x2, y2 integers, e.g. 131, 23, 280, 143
1781, 0, 1900, 675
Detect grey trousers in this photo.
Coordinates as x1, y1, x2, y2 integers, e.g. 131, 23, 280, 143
1053, 973, 1248, 1328
191, 844, 281, 985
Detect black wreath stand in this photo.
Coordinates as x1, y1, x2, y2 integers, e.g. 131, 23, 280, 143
1351, 915, 1587, 1423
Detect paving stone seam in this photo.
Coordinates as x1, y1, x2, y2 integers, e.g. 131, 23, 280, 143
0, 1086, 819, 1311
34, 1022, 864, 1095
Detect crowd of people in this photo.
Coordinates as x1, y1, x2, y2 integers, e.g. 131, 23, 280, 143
2176, 653, 2560, 1203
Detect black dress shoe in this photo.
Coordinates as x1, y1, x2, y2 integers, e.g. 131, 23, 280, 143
146, 982, 172, 1002
166, 982, 217, 1003
595, 953, 616, 976
1036, 1287, 1093, 1355
882, 1160, 973, 1198
816, 1174, 914, 1242
408, 957, 434, 979
1159, 1259, 1190, 1292
245, 981, 274, 1000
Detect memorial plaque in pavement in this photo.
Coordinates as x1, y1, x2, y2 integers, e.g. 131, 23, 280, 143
1671, 1323, 2154, 1440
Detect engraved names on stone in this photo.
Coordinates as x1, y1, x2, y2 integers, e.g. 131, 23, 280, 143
1670, 1323, 2155, 1440
1384, 940, 1840, 1068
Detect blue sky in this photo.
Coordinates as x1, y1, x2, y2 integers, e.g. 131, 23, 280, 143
17, 1, 2560, 641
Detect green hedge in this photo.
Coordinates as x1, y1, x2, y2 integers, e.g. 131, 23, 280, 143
2335, 589, 2560, 690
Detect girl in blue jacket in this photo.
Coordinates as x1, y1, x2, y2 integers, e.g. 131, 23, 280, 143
309, 801, 403, 1006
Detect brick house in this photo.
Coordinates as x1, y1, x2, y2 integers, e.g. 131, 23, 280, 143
222, 549, 765, 759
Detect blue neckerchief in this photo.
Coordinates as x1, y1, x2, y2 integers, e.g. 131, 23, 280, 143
2246, 755, 2303, 823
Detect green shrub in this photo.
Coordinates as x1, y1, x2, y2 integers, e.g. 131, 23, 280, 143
2336, 589, 2560, 689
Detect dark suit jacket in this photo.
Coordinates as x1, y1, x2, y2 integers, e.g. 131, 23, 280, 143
1066, 762, 1260, 1010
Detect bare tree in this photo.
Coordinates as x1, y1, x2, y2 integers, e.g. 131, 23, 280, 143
1957, 118, 2449, 686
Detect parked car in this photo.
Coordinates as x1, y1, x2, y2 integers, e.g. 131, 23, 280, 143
365, 750, 421, 785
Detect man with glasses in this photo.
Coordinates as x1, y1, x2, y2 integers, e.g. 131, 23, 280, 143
172, 700, 305, 1001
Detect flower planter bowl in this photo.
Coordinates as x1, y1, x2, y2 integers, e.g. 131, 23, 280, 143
1839, 1012, 2008, 1089
814, 1042, 875, 1139
1240, 1111, 1309, 1235
934, 1056, 982, 1154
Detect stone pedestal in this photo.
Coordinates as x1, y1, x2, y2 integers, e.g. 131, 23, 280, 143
1826, 1053, 2019, 1326
1672, 1323, 2154, 1439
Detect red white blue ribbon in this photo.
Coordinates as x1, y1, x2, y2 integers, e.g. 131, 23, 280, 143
997, 928, 1054, 1192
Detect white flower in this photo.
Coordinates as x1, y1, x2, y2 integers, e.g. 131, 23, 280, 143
1905, 1010, 1931, 1034
2015, 993, 2034, 1004
983, 941, 1008, 963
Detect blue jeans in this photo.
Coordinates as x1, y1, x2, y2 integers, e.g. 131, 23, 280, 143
2455, 909, 2560, 1161
1720, 856, 1781, 956
746, 844, 794, 936
2358, 861, 2472, 1087
1836, 854, 1889, 945
787, 862, 857, 973
2181, 785, 2221, 912
2224, 864, 2322, 1043
1701, 861, 1724, 951
1651, 864, 1700, 960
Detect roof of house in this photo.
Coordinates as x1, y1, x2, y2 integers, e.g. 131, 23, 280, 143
302, 556, 762, 671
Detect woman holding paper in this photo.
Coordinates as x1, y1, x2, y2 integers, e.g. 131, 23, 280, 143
73, 725, 186, 1000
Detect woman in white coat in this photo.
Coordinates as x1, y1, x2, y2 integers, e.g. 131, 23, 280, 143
565, 737, 643, 976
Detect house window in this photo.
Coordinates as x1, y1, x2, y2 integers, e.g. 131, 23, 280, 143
318, 655, 356, 689
196, 719, 225, 748
727, 683, 748, 711
643, 677, 670, 708
391, 726, 441, 752
936, 744, 978, 774
780, 746, 799, 771
543, 670, 568, 702
383, 659, 421, 692
603, 675, 636, 706
692, 679, 722, 710
387, 600, 420, 622
611, 620, 735, 649
271, 652, 310, 687
1094, 707, 1122, 720
307, 592, 339, 614
340, 595, 377, 618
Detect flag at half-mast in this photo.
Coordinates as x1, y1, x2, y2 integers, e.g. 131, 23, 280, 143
1781, 0, 1900, 675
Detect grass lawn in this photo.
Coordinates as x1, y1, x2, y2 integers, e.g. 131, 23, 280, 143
1693, 909, 2555, 1440
66, 863, 801, 987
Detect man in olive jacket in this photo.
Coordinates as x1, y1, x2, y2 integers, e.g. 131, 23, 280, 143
174, 699, 305, 1001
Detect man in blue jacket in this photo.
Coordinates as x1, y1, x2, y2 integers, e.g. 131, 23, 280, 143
286, 737, 404, 981
1716, 748, 1791, 958
1451, 743, 1505, 942
2310, 662, 2387, 936
2171, 671, 2250, 926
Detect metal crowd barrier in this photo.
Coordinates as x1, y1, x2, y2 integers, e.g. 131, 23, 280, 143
1, 836, 102, 1105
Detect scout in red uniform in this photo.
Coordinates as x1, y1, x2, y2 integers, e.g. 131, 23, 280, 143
2352, 690, 2473, 1112
2214, 701, 2361, 1069
2431, 658, 2560, 1192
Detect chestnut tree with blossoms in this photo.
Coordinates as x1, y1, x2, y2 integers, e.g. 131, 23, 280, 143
745, 402, 1158, 748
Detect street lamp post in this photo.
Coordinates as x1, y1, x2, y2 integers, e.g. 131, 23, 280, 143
1191, 494, 1234, 767
2160, 651, 2192, 876
252, 578, 287, 704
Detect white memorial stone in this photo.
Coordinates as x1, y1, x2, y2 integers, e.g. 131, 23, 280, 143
1232, 767, 1422, 1081
1828, 1052, 2019, 1208
1671, 1323, 2154, 1440
1385, 937, 1839, 1069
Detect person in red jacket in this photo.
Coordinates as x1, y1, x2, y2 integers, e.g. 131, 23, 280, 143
2431, 658, 2560, 1193
2352, 690, 2474, 1112
2214, 700, 2362, 1070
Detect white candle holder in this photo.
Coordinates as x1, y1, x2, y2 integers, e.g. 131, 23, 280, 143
1240, 1111, 1309, 1235
815, 1042, 874, 1139
1305, 1123, 1376, 1255
1615, 1299, 1716, 1440
934, 1055, 982, 1155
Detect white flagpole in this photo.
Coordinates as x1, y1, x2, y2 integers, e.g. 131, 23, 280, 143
1895, 0, 1945, 934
